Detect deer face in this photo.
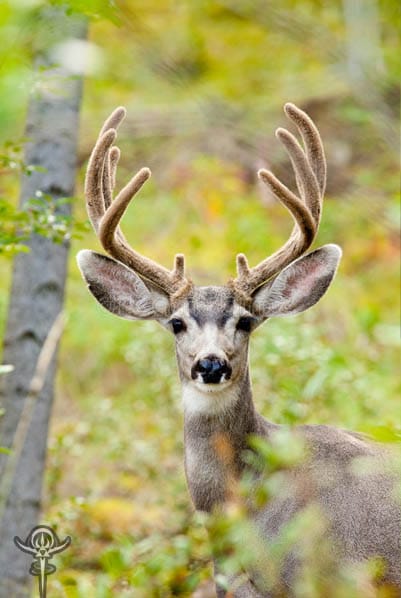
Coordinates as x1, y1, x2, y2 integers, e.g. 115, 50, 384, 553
167, 286, 253, 389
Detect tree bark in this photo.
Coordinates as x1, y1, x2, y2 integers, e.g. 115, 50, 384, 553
0, 8, 87, 595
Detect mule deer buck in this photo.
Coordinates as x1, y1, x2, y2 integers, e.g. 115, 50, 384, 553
77, 104, 400, 596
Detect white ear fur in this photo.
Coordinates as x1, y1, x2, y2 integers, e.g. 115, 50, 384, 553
77, 250, 170, 319
252, 244, 342, 318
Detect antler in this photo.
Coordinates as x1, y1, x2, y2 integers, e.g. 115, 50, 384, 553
232, 103, 326, 303
85, 107, 190, 298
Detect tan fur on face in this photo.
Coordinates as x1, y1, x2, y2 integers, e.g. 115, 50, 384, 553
167, 296, 253, 411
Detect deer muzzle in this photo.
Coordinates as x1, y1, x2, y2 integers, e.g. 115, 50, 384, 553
191, 355, 232, 384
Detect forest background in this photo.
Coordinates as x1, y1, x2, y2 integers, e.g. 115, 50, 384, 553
0, 0, 399, 596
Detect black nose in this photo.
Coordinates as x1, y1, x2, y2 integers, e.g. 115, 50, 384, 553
191, 355, 231, 384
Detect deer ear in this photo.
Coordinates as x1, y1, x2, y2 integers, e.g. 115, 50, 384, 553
252, 244, 342, 318
77, 250, 170, 319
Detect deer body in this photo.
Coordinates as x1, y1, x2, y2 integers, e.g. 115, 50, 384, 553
185, 382, 400, 594
77, 104, 400, 596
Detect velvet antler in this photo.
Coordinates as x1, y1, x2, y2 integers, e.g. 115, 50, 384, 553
231, 103, 326, 303
84, 107, 190, 297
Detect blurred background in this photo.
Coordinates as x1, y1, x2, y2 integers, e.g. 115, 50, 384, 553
0, 0, 399, 595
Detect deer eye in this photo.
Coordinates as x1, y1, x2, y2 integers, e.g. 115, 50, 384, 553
236, 316, 254, 332
170, 318, 186, 334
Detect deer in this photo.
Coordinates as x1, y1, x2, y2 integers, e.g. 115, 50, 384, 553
77, 103, 400, 597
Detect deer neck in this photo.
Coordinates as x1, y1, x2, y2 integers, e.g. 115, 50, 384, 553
182, 368, 262, 512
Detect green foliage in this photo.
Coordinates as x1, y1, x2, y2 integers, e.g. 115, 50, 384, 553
49, 0, 120, 23
0, 140, 89, 256
0, 193, 89, 256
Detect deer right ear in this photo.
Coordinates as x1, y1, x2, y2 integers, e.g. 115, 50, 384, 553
77, 250, 170, 319
251, 244, 342, 319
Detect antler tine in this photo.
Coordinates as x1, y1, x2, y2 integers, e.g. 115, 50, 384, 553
85, 128, 116, 234
98, 166, 177, 293
232, 103, 325, 302
85, 108, 190, 297
109, 147, 120, 191
284, 102, 326, 195
276, 127, 321, 222
100, 106, 126, 136
102, 146, 120, 211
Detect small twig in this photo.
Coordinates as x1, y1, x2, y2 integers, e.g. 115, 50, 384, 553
0, 312, 65, 524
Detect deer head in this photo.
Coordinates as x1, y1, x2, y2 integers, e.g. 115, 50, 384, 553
77, 103, 341, 413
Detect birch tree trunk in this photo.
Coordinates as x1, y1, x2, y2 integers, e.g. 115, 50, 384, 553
0, 8, 87, 595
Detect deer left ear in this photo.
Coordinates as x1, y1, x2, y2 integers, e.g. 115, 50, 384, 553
77, 250, 171, 319
252, 244, 342, 318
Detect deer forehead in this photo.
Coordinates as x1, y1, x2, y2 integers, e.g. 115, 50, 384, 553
172, 286, 251, 328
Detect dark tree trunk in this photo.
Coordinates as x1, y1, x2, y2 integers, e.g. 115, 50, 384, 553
0, 8, 87, 596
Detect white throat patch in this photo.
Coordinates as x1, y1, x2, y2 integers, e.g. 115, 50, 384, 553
182, 382, 239, 416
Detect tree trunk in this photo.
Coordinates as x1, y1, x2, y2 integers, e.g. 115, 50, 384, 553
0, 8, 87, 596
342, 0, 396, 151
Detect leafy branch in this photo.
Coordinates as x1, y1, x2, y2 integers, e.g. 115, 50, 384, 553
0, 140, 89, 257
